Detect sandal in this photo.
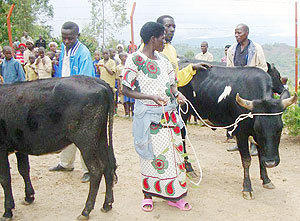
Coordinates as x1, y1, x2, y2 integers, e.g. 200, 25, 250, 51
168, 199, 192, 211
141, 198, 153, 212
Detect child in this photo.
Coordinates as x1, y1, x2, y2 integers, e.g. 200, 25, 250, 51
52, 52, 60, 77
15, 43, 26, 66
1, 46, 25, 84
117, 52, 134, 117
93, 50, 101, 78
35, 47, 52, 79
98, 48, 116, 89
24, 54, 38, 81
98, 48, 117, 113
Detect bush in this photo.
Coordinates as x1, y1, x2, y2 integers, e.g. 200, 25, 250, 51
283, 103, 300, 136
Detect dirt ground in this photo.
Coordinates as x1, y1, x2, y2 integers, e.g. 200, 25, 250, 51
1, 109, 300, 221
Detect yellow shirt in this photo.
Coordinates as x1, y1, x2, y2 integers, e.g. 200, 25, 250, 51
24, 63, 38, 81
99, 58, 116, 88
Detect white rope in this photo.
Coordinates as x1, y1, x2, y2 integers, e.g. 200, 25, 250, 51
177, 98, 283, 186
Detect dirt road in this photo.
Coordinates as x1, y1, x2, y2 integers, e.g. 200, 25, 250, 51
1, 116, 300, 221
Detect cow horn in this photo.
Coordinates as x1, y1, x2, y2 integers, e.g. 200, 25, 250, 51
281, 93, 298, 109
236, 93, 253, 111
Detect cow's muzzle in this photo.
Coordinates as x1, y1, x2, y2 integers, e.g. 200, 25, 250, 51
263, 159, 280, 168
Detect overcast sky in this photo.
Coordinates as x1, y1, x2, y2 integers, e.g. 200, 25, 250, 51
47, 0, 296, 47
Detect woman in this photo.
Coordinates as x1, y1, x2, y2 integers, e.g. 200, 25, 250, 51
122, 22, 191, 212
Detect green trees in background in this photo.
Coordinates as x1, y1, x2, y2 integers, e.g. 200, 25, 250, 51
88, 0, 129, 48
0, 0, 54, 45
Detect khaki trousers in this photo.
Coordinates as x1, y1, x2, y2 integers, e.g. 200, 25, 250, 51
59, 144, 88, 173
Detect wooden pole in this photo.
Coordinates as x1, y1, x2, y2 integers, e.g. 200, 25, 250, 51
130, 2, 136, 53
295, 2, 298, 93
6, 4, 15, 50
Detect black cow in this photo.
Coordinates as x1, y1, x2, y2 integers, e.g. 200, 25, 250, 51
178, 65, 296, 199
0, 76, 116, 220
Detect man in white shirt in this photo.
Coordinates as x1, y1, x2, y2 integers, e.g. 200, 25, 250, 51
195, 41, 214, 61
49, 21, 95, 183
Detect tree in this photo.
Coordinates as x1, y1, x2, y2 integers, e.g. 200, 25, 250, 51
79, 26, 99, 53
88, 0, 129, 48
0, 0, 53, 45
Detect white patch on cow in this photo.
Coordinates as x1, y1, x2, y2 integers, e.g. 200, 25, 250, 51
218, 86, 232, 103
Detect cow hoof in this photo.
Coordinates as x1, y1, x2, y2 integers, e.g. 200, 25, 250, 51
263, 182, 276, 189
76, 214, 89, 220
101, 203, 112, 213
242, 191, 255, 200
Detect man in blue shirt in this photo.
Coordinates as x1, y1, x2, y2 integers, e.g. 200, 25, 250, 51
1, 46, 25, 84
49, 21, 95, 183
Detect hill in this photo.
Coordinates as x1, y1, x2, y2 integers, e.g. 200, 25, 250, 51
174, 43, 296, 86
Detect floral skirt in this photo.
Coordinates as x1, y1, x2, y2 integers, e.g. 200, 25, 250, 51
140, 111, 187, 201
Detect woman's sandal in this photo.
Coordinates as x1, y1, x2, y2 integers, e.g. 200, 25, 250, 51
141, 198, 153, 212
168, 199, 192, 211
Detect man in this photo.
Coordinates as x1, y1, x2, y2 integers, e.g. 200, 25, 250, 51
35, 47, 52, 79
227, 23, 267, 71
1, 46, 26, 84
49, 21, 95, 183
195, 41, 214, 61
21, 31, 33, 44
226, 23, 268, 155
35, 35, 47, 48
156, 15, 209, 174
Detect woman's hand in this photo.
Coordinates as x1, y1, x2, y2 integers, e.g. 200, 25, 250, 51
152, 95, 168, 106
176, 92, 186, 105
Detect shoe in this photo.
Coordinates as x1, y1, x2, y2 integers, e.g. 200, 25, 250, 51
81, 173, 90, 183
49, 164, 74, 172
227, 146, 238, 151
168, 199, 192, 211
141, 198, 153, 212
250, 143, 258, 156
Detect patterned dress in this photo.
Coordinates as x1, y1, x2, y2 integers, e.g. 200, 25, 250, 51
122, 51, 187, 201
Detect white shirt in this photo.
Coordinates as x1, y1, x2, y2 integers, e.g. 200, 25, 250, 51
62, 49, 71, 77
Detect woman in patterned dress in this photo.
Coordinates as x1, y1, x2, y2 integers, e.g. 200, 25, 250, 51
122, 22, 192, 212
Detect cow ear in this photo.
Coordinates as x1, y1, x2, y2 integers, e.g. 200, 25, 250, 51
236, 93, 253, 111
266, 62, 271, 71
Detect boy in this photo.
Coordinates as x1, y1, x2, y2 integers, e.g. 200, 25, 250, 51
93, 50, 101, 78
35, 47, 52, 79
24, 55, 38, 81
117, 52, 134, 117
1, 46, 26, 84
98, 48, 116, 89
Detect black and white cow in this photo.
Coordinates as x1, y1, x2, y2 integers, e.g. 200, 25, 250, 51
177, 64, 296, 199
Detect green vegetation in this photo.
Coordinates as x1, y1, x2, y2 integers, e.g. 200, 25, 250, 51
283, 92, 300, 136
174, 43, 296, 83
0, 0, 54, 45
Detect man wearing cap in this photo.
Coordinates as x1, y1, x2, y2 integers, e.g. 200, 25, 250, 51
23, 39, 35, 65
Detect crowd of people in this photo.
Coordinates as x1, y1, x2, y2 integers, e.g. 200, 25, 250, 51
0, 14, 290, 214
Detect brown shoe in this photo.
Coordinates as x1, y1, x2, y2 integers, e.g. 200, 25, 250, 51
49, 164, 74, 172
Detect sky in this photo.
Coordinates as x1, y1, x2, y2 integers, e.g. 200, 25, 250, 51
46, 0, 297, 47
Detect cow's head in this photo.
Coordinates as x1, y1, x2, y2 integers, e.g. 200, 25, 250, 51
236, 93, 297, 168
267, 62, 284, 95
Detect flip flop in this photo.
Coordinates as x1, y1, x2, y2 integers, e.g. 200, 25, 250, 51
168, 199, 192, 211
141, 198, 153, 212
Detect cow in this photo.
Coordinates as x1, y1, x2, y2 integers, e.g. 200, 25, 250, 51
177, 64, 296, 200
0, 76, 116, 220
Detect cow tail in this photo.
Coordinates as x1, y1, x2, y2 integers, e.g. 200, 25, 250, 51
107, 87, 118, 184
